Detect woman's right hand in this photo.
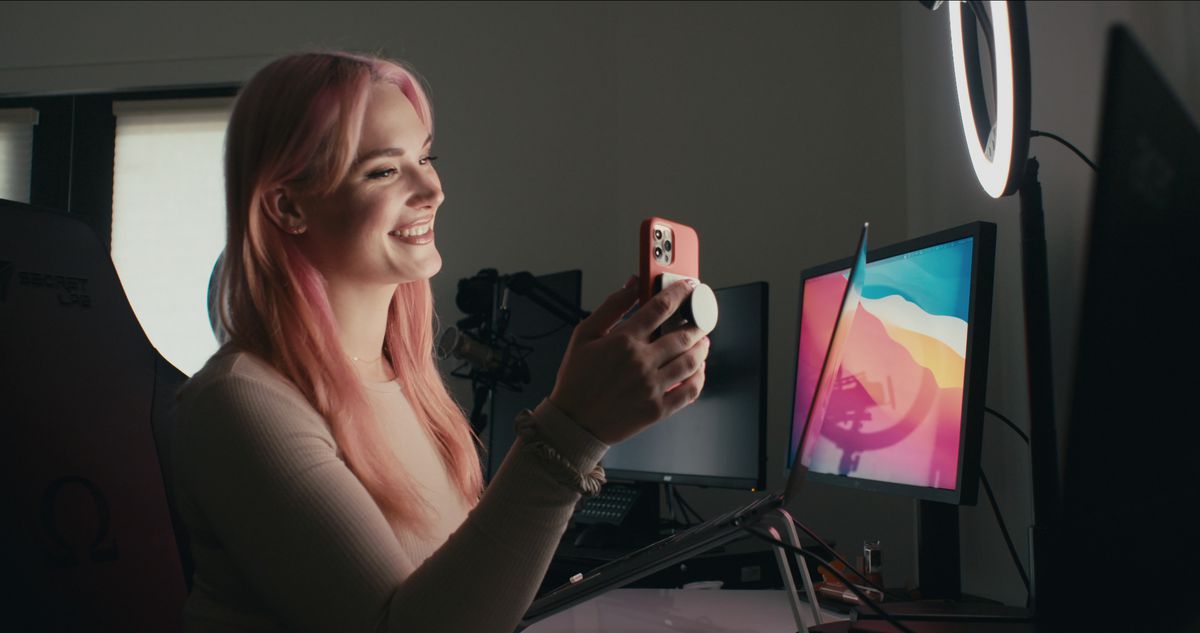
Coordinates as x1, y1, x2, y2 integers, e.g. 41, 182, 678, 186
548, 276, 710, 445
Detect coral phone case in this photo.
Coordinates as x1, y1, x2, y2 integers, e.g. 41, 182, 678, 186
639, 217, 700, 307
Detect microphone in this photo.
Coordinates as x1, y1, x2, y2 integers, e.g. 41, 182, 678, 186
438, 326, 531, 386
438, 326, 504, 373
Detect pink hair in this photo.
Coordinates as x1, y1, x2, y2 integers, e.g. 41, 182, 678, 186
218, 52, 482, 533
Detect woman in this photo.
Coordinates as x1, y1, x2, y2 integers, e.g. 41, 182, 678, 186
173, 51, 710, 632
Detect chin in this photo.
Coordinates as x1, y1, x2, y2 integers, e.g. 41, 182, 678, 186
404, 253, 443, 282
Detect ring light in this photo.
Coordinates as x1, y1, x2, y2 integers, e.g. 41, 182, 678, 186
948, 1, 1030, 198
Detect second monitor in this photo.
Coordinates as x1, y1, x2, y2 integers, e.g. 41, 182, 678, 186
603, 281, 769, 492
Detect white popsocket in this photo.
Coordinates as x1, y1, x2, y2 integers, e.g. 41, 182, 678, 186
659, 272, 719, 335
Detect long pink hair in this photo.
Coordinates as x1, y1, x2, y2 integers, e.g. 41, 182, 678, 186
217, 52, 482, 532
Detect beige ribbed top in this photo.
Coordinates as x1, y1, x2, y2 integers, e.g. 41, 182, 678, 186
173, 349, 607, 633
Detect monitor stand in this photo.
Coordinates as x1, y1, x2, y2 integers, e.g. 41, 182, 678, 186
855, 501, 1032, 624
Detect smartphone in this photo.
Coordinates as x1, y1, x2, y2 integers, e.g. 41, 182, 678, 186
639, 217, 700, 307
638, 217, 703, 338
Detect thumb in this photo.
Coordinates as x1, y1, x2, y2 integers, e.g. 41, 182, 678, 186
574, 275, 639, 341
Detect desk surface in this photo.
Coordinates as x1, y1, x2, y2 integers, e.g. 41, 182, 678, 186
525, 588, 847, 633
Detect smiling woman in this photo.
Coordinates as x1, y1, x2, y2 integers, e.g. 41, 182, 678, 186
280, 81, 445, 294
172, 51, 711, 633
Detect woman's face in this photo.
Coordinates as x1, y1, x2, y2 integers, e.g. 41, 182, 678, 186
292, 80, 444, 288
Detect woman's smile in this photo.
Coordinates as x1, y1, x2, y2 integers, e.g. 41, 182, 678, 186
388, 216, 436, 244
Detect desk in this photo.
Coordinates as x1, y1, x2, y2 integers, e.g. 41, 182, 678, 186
525, 588, 848, 632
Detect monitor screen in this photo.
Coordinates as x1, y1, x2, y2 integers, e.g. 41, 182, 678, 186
789, 223, 995, 505
603, 282, 769, 490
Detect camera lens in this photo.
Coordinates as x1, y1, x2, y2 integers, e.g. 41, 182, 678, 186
664, 240, 672, 252
654, 229, 663, 241
654, 247, 663, 259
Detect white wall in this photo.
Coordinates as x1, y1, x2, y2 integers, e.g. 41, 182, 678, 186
6, 0, 1193, 606
900, 0, 1200, 605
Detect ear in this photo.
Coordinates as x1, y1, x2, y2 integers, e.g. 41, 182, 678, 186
262, 187, 308, 235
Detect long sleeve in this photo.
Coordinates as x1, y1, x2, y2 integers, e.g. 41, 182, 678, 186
173, 353, 606, 633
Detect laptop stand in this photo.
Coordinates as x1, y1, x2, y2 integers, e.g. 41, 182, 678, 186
769, 508, 824, 632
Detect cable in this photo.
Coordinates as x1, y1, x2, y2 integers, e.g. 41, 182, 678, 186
985, 406, 1029, 445
515, 322, 572, 341
979, 408, 1032, 599
670, 486, 697, 523
979, 469, 1032, 598
1030, 130, 1099, 172
663, 483, 679, 525
672, 488, 705, 525
785, 515, 910, 603
744, 526, 918, 633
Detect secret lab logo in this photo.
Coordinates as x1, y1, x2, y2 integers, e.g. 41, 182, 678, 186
1, 262, 92, 308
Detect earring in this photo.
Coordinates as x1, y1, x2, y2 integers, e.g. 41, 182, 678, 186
288, 225, 306, 235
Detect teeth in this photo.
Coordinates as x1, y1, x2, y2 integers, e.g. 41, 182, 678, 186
391, 222, 433, 238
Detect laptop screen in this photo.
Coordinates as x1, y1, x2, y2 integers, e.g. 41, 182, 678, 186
787, 225, 993, 505
787, 223, 868, 475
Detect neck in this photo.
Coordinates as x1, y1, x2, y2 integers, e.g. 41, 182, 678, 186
325, 279, 397, 382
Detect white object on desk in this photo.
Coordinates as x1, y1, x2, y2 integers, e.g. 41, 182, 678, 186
525, 588, 848, 633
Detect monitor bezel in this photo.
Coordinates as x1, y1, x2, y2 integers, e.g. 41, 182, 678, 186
790, 221, 995, 505
604, 281, 770, 492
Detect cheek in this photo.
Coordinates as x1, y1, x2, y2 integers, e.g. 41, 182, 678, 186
332, 194, 392, 238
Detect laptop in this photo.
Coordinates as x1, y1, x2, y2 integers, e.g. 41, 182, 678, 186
519, 222, 869, 629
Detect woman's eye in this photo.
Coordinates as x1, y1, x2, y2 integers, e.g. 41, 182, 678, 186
367, 167, 397, 180
418, 155, 439, 166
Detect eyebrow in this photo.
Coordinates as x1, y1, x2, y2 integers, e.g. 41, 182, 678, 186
353, 134, 433, 167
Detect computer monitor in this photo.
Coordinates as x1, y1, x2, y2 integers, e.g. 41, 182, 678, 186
788, 221, 996, 506
1047, 26, 1200, 631
602, 281, 769, 491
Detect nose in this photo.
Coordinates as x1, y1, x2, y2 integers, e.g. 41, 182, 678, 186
407, 167, 445, 210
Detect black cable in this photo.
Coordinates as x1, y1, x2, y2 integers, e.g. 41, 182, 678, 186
979, 469, 1032, 598
785, 515, 910, 603
672, 487, 705, 525
1030, 130, 1099, 172
516, 322, 572, 341
744, 527, 918, 633
985, 406, 1029, 445
663, 483, 685, 527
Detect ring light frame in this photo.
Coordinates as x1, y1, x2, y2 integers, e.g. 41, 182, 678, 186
949, 0, 1031, 198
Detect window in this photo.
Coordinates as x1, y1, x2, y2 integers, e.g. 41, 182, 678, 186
2, 86, 239, 376
110, 97, 234, 376
0, 108, 37, 203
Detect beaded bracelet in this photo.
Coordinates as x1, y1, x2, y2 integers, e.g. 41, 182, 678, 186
515, 409, 606, 497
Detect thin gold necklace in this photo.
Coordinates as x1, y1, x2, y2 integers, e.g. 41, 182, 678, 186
348, 353, 384, 363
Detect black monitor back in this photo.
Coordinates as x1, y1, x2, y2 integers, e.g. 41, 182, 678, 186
1048, 26, 1200, 632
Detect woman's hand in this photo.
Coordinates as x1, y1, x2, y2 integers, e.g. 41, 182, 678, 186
549, 276, 710, 445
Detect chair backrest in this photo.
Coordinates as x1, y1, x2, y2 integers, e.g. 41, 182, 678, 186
1, 198, 189, 632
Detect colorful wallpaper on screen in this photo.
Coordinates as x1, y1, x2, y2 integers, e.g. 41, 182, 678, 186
790, 237, 974, 491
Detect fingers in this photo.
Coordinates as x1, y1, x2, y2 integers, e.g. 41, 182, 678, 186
573, 276, 640, 341
652, 327, 709, 369
619, 279, 697, 337
658, 335, 710, 386
660, 357, 707, 418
